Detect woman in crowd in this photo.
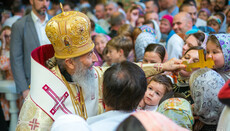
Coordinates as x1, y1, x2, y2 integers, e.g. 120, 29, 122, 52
174, 46, 205, 104
182, 32, 207, 55
159, 15, 173, 43
93, 33, 110, 66
142, 44, 166, 64
206, 34, 230, 82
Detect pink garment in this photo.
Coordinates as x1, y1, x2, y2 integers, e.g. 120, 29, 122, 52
162, 15, 173, 27
94, 49, 104, 66
132, 111, 189, 131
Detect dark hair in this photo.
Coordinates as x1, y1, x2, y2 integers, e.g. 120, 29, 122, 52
144, 0, 159, 12
185, 32, 205, 46
201, 0, 211, 5
179, 3, 195, 12
184, 46, 206, 57
143, 20, 155, 29
207, 35, 221, 48
11, 1, 24, 13
117, 1, 124, 8
116, 115, 145, 131
144, 44, 165, 62
107, 36, 133, 58
183, 0, 197, 7
103, 61, 147, 111
148, 74, 173, 94
130, 6, 139, 13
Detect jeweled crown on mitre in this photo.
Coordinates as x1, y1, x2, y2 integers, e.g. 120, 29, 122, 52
45, 6, 94, 59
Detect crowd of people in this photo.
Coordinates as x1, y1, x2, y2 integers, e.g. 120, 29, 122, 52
0, 0, 230, 130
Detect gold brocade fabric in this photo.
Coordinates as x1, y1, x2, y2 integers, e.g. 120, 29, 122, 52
16, 63, 160, 131
16, 65, 104, 131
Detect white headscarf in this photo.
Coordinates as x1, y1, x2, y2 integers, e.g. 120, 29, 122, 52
135, 32, 156, 62
151, 20, 162, 43
189, 68, 225, 125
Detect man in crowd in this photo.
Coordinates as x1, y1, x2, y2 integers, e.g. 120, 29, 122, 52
144, 0, 159, 13
3, 1, 24, 27
87, 61, 147, 130
180, 2, 198, 27
109, 12, 126, 38
105, 1, 118, 19
95, 3, 105, 20
167, 12, 193, 59
158, 0, 179, 19
214, 0, 228, 12
145, 11, 159, 23
10, 0, 52, 99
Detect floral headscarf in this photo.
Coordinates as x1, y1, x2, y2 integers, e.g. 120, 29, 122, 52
139, 25, 156, 37
213, 34, 230, 71
135, 29, 156, 62
189, 68, 225, 125
151, 20, 161, 43
157, 98, 194, 130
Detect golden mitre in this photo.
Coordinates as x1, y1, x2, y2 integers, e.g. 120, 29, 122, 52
45, 10, 94, 59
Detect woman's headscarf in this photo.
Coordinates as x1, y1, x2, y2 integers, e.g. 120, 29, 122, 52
135, 26, 156, 62
151, 20, 162, 43
157, 98, 194, 130
218, 12, 227, 33
198, 8, 211, 18
213, 34, 230, 72
189, 68, 225, 125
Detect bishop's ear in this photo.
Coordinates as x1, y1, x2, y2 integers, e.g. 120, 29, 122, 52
65, 58, 75, 75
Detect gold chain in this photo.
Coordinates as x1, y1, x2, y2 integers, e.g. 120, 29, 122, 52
61, 75, 88, 120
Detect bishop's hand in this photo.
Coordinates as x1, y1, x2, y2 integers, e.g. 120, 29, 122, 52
162, 58, 186, 71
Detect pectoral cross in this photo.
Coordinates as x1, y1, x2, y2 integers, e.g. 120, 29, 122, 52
182, 50, 215, 72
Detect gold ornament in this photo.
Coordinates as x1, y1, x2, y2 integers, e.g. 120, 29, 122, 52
45, 5, 94, 59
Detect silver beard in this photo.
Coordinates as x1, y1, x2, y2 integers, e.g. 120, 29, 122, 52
71, 60, 96, 100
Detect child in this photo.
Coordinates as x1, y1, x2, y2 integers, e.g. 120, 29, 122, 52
138, 74, 173, 111
206, 34, 230, 82
142, 44, 166, 64
107, 36, 133, 64
207, 16, 221, 33
198, 8, 211, 21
